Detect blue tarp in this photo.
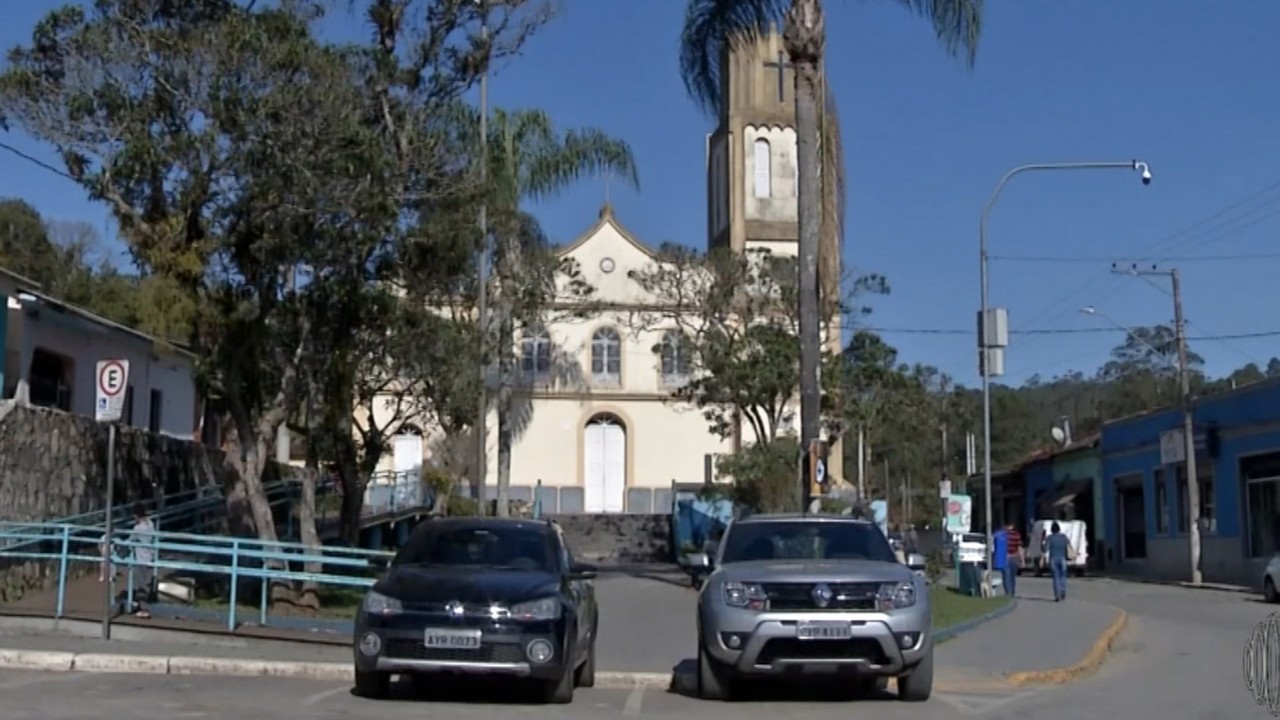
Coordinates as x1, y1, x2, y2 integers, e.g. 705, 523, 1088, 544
671, 487, 734, 559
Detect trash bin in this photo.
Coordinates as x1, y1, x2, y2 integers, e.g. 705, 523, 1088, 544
957, 561, 986, 596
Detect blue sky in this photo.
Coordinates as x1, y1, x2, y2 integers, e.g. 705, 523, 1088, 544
2, 1, 1279, 388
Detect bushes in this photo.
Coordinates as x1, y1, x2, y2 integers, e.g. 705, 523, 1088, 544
714, 437, 803, 514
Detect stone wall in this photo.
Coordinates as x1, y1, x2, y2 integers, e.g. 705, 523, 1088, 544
551, 513, 673, 565
0, 401, 226, 602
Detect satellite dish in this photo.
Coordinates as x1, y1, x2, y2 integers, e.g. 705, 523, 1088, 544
1051, 426, 1067, 445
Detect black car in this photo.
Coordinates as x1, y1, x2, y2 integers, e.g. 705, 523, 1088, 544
352, 517, 599, 703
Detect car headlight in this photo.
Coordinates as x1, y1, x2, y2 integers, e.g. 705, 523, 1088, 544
362, 590, 403, 616
510, 596, 562, 621
876, 581, 916, 610
722, 581, 769, 610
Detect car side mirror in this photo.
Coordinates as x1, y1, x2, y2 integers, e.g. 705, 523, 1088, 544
569, 562, 597, 580
907, 553, 926, 570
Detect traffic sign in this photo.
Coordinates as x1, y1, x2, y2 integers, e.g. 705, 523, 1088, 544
945, 494, 972, 534
95, 359, 130, 423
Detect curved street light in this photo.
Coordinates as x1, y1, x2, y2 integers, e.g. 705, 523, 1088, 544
976, 160, 1151, 594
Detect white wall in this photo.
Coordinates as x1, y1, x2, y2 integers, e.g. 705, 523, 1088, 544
9, 304, 197, 440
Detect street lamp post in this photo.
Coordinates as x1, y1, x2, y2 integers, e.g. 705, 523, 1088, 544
978, 160, 1151, 595
473, 3, 491, 515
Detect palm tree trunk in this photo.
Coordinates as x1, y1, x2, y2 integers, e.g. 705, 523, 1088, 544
494, 233, 521, 519
495, 302, 514, 518
785, 0, 826, 511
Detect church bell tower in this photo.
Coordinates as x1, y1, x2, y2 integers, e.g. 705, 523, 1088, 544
704, 30, 848, 488
705, 31, 801, 257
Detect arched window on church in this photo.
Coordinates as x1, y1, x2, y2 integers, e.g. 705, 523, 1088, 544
659, 331, 692, 387
590, 327, 622, 386
520, 327, 552, 384
753, 138, 772, 198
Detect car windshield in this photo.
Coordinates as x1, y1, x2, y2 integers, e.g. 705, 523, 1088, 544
394, 525, 555, 572
719, 521, 898, 564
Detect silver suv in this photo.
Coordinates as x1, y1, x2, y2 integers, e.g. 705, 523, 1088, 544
695, 514, 933, 701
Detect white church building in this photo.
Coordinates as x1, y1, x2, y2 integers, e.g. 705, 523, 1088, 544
374, 31, 846, 513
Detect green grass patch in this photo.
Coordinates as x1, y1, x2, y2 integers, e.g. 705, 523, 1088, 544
193, 584, 365, 620
931, 587, 1010, 631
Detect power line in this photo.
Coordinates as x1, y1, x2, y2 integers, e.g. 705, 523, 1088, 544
0, 140, 76, 181
866, 326, 1280, 340
991, 252, 1280, 263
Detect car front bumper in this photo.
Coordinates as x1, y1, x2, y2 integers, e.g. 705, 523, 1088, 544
354, 617, 570, 681
699, 607, 931, 677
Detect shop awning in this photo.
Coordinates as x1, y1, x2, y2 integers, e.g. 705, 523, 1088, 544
1045, 478, 1092, 509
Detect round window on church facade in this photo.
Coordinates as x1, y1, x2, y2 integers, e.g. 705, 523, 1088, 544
599, 257, 616, 273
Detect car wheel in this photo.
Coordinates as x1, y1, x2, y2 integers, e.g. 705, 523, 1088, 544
542, 643, 576, 704
542, 667, 576, 704
697, 639, 732, 700
896, 644, 934, 702
1266, 576, 1279, 603
353, 669, 390, 699
575, 632, 597, 688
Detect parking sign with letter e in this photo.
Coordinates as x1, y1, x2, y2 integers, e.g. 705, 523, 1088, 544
94, 359, 130, 423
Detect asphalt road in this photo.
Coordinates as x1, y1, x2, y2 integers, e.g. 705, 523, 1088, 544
0, 575, 1271, 718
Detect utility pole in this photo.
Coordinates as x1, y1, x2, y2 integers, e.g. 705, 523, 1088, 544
1116, 264, 1201, 584
857, 427, 866, 504
472, 4, 490, 516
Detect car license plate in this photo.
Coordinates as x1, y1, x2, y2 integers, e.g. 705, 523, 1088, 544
424, 628, 482, 649
796, 621, 853, 640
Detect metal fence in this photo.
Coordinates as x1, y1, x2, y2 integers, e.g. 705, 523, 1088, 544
454, 481, 677, 517
0, 521, 392, 631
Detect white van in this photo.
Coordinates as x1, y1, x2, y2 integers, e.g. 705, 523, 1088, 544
1024, 520, 1088, 576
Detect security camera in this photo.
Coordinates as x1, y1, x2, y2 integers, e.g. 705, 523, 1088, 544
1134, 160, 1152, 186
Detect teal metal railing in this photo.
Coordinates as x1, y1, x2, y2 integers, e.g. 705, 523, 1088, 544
0, 521, 394, 631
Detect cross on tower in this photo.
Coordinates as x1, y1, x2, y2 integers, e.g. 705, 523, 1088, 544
762, 49, 793, 102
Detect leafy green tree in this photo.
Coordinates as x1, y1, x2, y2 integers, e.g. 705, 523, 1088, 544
0, 199, 62, 284
1098, 324, 1203, 418
629, 245, 882, 510
0, 0, 545, 546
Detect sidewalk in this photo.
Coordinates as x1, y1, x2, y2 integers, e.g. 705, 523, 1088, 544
936, 580, 1123, 684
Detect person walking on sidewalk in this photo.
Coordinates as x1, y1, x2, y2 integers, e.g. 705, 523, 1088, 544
126, 503, 155, 619
991, 525, 1010, 596
994, 523, 1020, 597
1046, 521, 1074, 602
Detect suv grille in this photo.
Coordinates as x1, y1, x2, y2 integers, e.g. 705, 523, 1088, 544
383, 639, 526, 664
757, 638, 889, 665
761, 582, 881, 611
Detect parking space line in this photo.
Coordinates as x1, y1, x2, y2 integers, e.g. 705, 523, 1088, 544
302, 685, 350, 707
623, 687, 645, 716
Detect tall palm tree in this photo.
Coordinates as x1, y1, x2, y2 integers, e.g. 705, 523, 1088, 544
477, 108, 638, 517
679, 0, 982, 506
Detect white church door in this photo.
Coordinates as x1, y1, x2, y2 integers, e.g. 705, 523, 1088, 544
583, 415, 626, 513
391, 431, 423, 505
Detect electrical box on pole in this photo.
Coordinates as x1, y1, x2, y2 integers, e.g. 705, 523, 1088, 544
977, 308, 1009, 378
806, 439, 830, 499
977, 308, 1010, 348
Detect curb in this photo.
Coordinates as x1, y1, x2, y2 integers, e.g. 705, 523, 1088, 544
0, 649, 674, 689
1089, 575, 1255, 595
934, 597, 1017, 644
1006, 607, 1129, 686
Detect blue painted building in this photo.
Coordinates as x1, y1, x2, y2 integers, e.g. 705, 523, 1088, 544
1100, 377, 1280, 587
